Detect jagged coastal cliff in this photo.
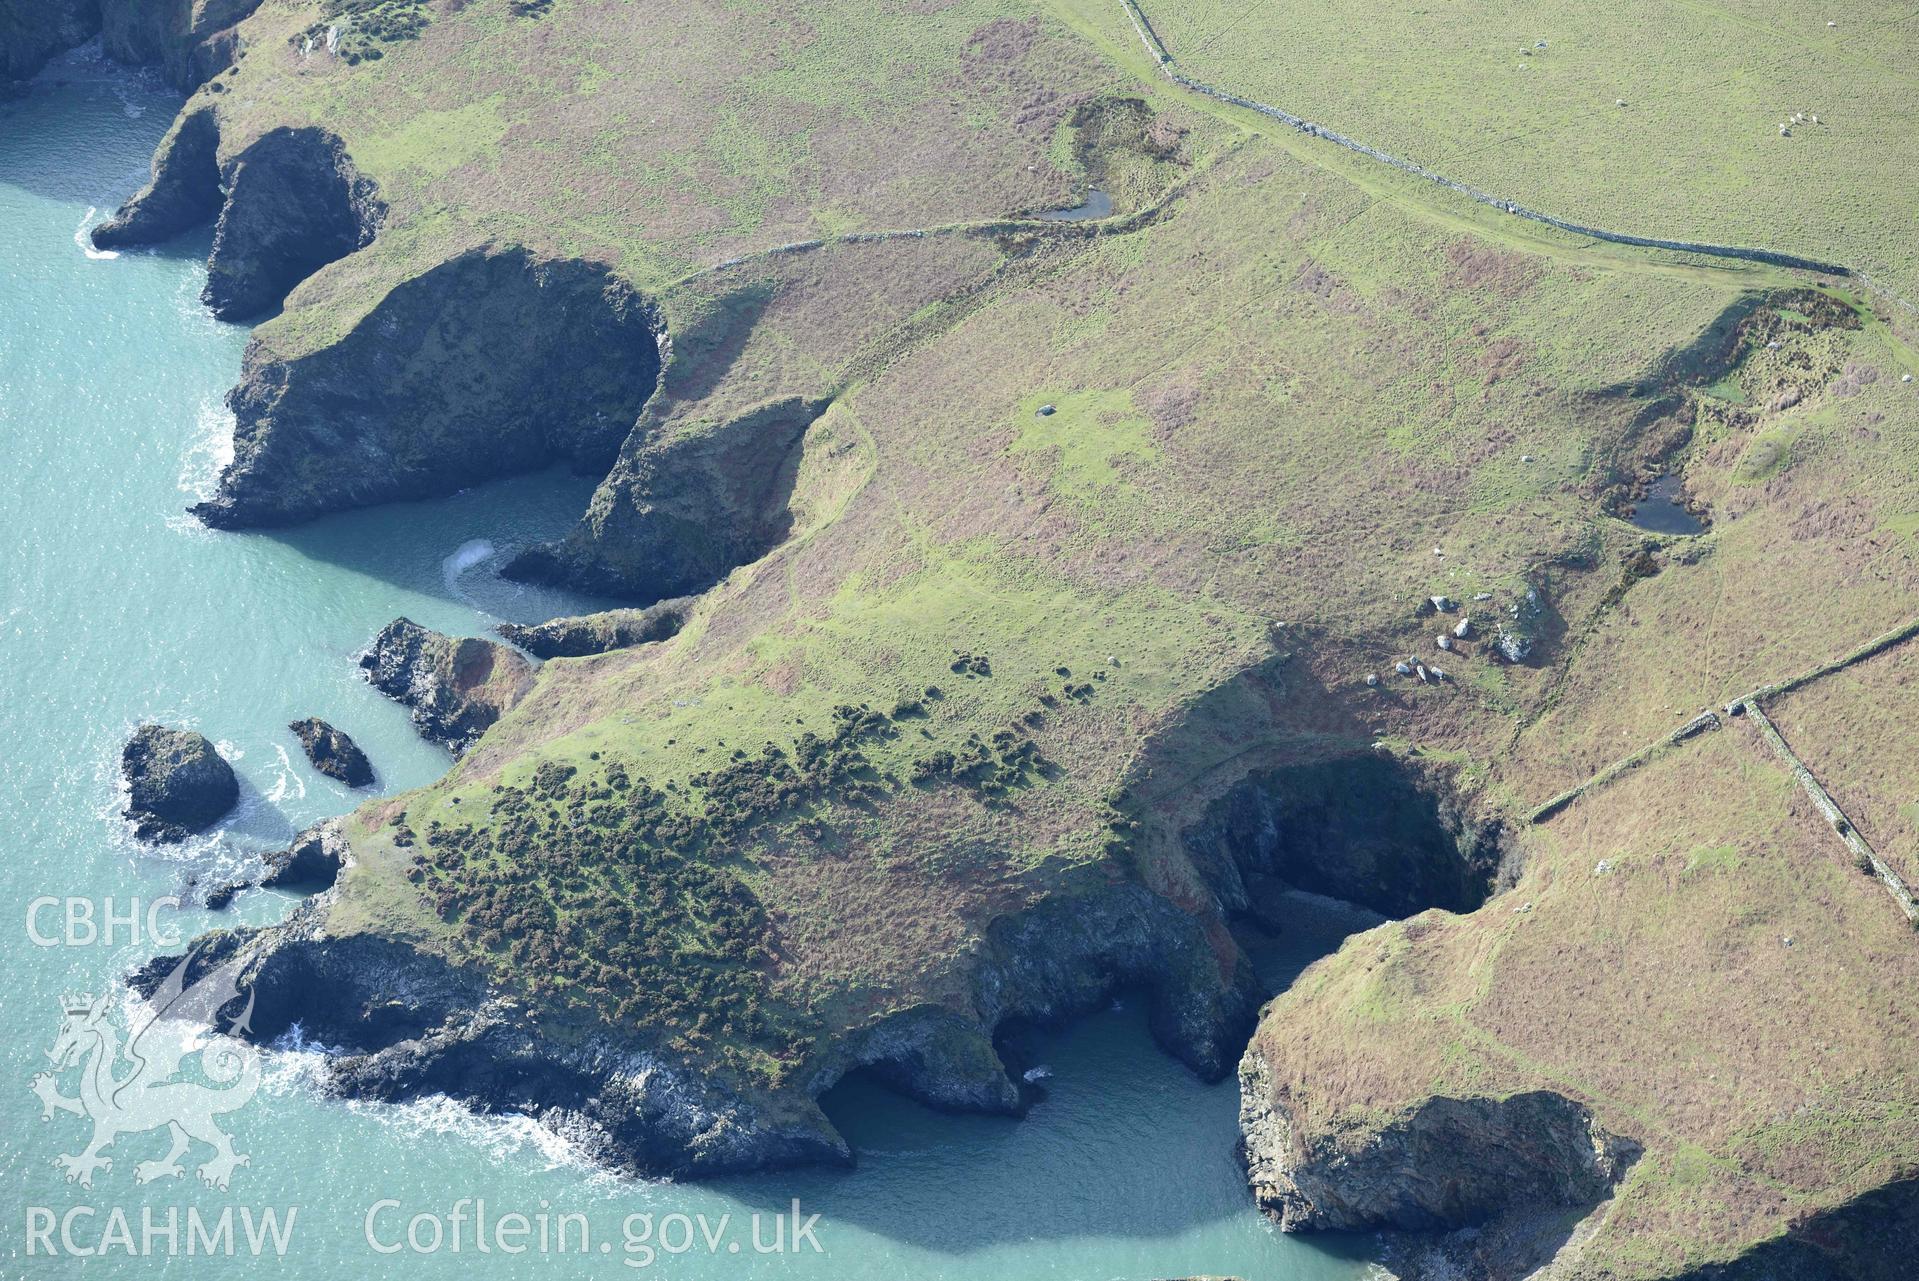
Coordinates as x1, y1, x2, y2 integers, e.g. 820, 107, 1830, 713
29, 0, 1919, 1276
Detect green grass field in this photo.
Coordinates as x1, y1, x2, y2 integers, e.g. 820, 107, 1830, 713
125, 0, 1919, 1268
1139, 0, 1919, 304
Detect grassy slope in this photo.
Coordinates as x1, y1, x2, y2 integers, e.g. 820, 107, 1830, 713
1144, 0, 1919, 304
171, 0, 1919, 1269
1255, 302, 1919, 1269
1261, 728, 1919, 1276
211, 0, 1144, 357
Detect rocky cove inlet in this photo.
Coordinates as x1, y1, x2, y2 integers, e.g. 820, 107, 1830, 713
0, 62, 1387, 1281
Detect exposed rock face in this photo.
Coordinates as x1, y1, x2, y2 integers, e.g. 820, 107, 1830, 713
505, 396, 828, 601
1184, 755, 1508, 918
818, 881, 1260, 1119
359, 618, 535, 754
121, 724, 237, 842
200, 126, 384, 320
135, 901, 858, 1178
1238, 1043, 1641, 1232
260, 819, 350, 889
1495, 581, 1548, 664
91, 105, 222, 248
203, 818, 352, 908
101, 0, 261, 92
147, 867, 1257, 1177
495, 596, 692, 659
192, 248, 661, 528
0, 0, 98, 86
288, 717, 373, 787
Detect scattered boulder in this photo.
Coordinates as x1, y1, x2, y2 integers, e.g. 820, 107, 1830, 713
288, 718, 374, 787
359, 619, 535, 754
1430, 595, 1455, 612
1495, 582, 1547, 664
1436, 634, 1455, 652
1452, 618, 1472, 639
121, 724, 238, 842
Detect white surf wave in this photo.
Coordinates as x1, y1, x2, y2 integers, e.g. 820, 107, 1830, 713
263, 743, 306, 806
346, 1093, 614, 1179
73, 207, 118, 260
442, 538, 496, 602
254, 1027, 612, 1179
177, 397, 236, 501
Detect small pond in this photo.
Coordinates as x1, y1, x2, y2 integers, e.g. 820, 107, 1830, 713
1041, 187, 1114, 221
1627, 474, 1705, 535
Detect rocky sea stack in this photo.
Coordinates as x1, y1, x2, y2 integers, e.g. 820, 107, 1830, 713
289, 717, 374, 787
120, 724, 237, 842
359, 619, 535, 754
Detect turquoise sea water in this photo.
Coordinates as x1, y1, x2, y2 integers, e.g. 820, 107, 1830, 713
0, 58, 1383, 1280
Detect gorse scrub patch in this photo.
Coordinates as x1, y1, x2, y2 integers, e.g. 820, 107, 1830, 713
298, 0, 433, 64
394, 696, 1060, 1080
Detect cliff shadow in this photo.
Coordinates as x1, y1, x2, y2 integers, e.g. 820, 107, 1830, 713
707, 986, 1377, 1265
240, 463, 626, 629
705, 895, 1390, 1257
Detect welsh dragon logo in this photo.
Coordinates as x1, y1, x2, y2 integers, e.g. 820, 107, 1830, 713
31, 949, 260, 1190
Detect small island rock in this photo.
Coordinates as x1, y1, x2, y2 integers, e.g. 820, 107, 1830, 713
121, 724, 238, 842
289, 718, 374, 787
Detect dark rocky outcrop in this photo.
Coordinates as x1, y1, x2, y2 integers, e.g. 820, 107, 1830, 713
135, 900, 858, 1178
495, 595, 693, 659
1184, 754, 1510, 919
288, 717, 373, 787
200, 126, 384, 320
1239, 1046, 1641, 1232
121, 723, 237, 842
92, 105, 223, 248
101, 0, 260, 92
0, 0, 98, 87
359, 618, 535, 754
147, 864, 1258, 1177
504, 396, 828, 602
203, 818, 350, 908
818, 880, 1260, 1121
192, 247, 661, 528
93, 121, 380, 312
3, 0, 259, 96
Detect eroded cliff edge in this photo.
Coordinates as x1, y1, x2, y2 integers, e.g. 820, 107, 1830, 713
196, 247, 661, 526
2, 0, 258, 91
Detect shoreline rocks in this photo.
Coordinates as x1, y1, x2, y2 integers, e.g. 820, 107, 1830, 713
121, 724, 237, 842
92, 105, 224, 249
198, 126, 385, 322
204, 819, 351, 909
359, 618, 535, 754
495, 596, 692, 660
2, 0, 257, 93
289, 717, 373, 787
152, 867, 1258, 1178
